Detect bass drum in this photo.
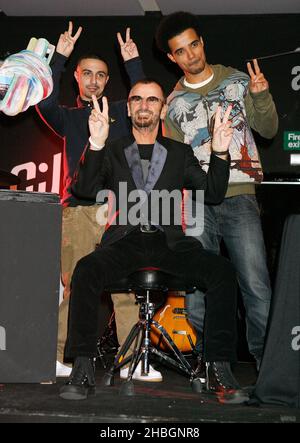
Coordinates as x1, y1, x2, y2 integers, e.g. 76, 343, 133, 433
150, 292, 197, 353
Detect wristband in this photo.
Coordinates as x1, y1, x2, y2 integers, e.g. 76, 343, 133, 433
211, 149, 228, 155
89, 136, 105, 151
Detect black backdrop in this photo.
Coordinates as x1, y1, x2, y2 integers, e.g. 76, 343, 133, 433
1, 14, 300, 195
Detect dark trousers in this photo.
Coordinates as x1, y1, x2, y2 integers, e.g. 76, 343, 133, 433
65, 229, 238, 362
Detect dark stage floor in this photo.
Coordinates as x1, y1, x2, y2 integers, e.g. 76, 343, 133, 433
0, 362, 300, 424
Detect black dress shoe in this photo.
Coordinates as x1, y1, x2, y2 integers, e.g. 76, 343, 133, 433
59, 357, 96, 400
206, 361, 249, 404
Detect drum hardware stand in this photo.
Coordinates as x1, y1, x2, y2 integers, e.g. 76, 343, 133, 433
102, 289, 203, 396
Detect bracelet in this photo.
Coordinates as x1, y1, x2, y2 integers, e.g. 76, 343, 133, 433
89, 136, 105, 151
211, 149, 229, 155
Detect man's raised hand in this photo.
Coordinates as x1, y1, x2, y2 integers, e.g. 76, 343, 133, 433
117, 27, 139, 61
247, 59, 269, 94
56, 21, 82, 58
89, 95, 110, 147
211, 105, 233, 155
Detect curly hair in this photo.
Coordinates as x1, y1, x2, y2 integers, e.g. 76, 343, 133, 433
155, 11, 202, 53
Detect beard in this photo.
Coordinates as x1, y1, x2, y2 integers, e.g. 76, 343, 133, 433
188, 65, 205, 75
132, 110, 160, 131
185, 57, 206, 76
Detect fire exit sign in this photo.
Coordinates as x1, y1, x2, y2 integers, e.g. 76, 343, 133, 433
284, 131, 300, 150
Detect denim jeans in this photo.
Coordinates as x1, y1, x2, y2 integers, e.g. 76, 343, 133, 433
186, 194, 271, 363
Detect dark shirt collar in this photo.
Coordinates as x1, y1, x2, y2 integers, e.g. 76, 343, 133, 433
76, 95, 103, 110
122, 129, 165, 148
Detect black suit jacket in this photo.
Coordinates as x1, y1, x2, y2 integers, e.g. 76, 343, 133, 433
72, 134, 230, 251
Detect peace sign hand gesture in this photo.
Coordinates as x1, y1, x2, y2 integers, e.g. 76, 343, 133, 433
211, 105, 233, 156
56, 21, 82, 58
117, 27, 139, 61
89, 95, 110, 147
247, 58, 269, 94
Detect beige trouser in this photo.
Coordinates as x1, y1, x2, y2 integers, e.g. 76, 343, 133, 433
57, 205, 139, 364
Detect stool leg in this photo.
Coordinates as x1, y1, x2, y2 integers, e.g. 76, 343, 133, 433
141, 290, 152, 375
115, 322, 141, 368
150, 319, 203, 393
102, 321, 141, 387
119, 325, 144, 396
120, 294, 156, 396
190, 354, 205, 393
151, 320, 193, 373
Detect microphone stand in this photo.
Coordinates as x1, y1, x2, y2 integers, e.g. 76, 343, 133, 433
246, 47, 300, 62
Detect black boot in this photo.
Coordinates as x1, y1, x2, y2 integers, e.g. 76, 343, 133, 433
206, 361, 249, 404
59, 357, 96, 400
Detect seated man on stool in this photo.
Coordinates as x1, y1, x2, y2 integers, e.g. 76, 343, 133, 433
60, 78, 248, 404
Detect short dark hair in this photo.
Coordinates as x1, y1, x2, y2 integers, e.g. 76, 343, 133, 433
76, 54, 109, 72
130, 78, 166, 100
155, 11, 202, 53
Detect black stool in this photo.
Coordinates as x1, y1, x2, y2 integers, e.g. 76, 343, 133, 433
103, 268, 203, 396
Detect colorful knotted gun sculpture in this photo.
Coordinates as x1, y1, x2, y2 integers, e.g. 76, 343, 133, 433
0, 38, 54, 116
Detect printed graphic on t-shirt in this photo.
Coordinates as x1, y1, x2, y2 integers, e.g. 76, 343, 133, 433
167, 72, 263, 183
